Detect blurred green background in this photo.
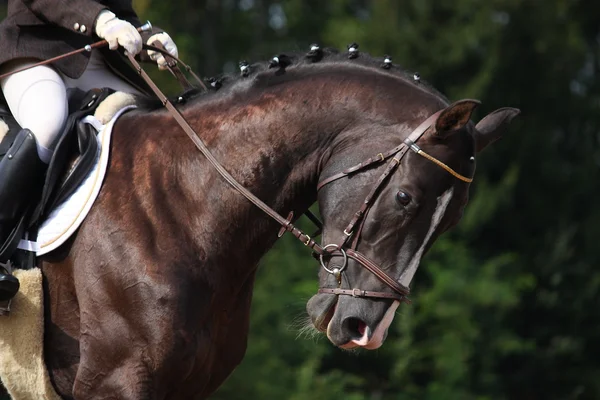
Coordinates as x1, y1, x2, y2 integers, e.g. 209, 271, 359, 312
2, 0, 600, 399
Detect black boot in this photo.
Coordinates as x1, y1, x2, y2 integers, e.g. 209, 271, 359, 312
0, 129, 47, 301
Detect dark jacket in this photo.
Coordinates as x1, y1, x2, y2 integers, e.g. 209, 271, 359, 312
0, 0, 158, 94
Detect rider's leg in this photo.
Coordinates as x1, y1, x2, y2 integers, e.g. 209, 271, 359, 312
0, 60, 68, 301
1, 59, 68, 162
0, 52, 141, 301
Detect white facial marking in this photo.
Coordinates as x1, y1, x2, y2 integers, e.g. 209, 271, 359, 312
399, 187, 454, 286
329, 188, 455, 350
363, 300, 400, 349
335, 300, 400, 350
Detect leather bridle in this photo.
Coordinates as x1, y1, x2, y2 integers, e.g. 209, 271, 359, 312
123, 51, 474, 307
0, 28, 476, 307
315, 110, 473, 304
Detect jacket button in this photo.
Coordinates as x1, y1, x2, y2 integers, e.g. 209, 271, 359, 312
73, 22, 80, 31
79, 25, 87, 33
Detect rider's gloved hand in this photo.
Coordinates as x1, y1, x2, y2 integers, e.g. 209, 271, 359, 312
146, 33, 179, 71
94, 10, 143, 56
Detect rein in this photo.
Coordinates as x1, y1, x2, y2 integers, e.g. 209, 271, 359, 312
125, 53, 325, 251
11, 34, 473, 305
124, 49, 474, 305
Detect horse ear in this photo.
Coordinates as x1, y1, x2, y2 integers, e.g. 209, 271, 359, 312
434, 99, 481, 135
474, 107, 521, 152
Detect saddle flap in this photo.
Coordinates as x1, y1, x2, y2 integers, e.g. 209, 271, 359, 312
44, 121, 99, 213
31, 88, 113, 223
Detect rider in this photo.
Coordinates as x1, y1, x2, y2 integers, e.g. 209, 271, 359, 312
0, 0, 179, 301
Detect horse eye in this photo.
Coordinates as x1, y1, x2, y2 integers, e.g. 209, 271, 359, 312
396, 190, 412, 206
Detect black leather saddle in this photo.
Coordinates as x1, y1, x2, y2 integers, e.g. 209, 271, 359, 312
0, 87, 114, 265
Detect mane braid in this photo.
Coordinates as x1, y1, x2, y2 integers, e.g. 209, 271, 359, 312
135, 47, 448, 111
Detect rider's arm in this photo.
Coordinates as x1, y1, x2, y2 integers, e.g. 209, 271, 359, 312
21, 0, 174, 65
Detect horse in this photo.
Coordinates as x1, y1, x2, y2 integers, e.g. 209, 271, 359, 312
29, 48, 519, 399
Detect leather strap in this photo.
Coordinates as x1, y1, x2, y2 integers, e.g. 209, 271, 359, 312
336, 113, 442, 247
126, 54, 324, 255
346, 250, 410, 296
338, 155, 403, 247
149, 42, 194, 91
316, 112, 441, 191
318, 288, 411, 303
143, 44, 207, 91
317, 147, 401, 190
404, 139, 473, 183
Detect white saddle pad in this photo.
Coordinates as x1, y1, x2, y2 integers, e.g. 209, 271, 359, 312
21, 105, 136, 256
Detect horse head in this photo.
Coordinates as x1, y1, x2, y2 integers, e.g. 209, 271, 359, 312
307, 98, 519, 349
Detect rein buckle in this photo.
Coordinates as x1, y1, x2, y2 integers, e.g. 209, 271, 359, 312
303, 235, 311, 246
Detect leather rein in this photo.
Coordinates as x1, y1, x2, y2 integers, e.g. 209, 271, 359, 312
0, 26, 472, 305
122, 46, 475, 305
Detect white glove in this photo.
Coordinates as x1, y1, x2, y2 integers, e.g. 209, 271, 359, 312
147, 33, 179, 71
94, 10, 143, 55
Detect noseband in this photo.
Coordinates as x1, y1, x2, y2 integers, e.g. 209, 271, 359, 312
315, 110, 473, 304
126, 55, 473, 307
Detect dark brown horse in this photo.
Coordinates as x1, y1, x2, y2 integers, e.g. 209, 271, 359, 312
37, 49, 518, 399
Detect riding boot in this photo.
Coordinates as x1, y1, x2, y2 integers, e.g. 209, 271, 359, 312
0, 129, 47, 301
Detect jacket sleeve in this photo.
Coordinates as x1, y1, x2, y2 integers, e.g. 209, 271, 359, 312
21, 0, 107, 36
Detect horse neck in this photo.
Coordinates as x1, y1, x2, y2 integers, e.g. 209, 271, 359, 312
157, 79, 352, 274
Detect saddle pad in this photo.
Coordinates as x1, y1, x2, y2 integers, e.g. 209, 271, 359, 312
35, 105, 136, 256
0, 268, 61, 400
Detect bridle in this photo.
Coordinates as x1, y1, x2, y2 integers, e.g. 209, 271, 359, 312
122, 50, 475, 307
315, 110, 473, 304
123, 49, 475, 306
1, 24, 475, 306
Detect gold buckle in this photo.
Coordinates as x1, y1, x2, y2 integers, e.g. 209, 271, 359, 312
377, 153, 384, 161
392, 157, 401, 165
343, 229, 353, 237
303, 235, 311, 246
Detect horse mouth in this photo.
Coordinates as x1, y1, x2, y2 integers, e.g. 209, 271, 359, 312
327, 300, 400, 350
350, 300, 399, 349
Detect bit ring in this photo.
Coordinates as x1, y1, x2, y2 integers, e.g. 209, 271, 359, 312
319, 244, 348, 275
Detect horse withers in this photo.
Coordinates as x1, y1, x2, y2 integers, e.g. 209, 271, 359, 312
34, 48, 519, 399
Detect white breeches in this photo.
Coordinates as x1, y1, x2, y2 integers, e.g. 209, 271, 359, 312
0, 51, 142, 163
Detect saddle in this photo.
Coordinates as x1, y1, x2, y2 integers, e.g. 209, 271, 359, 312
0, 87, 113, 267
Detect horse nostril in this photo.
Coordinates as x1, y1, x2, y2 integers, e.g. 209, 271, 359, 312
343, 317, 368, 339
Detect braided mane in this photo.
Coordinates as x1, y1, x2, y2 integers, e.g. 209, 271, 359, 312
139, 45, 448, 110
